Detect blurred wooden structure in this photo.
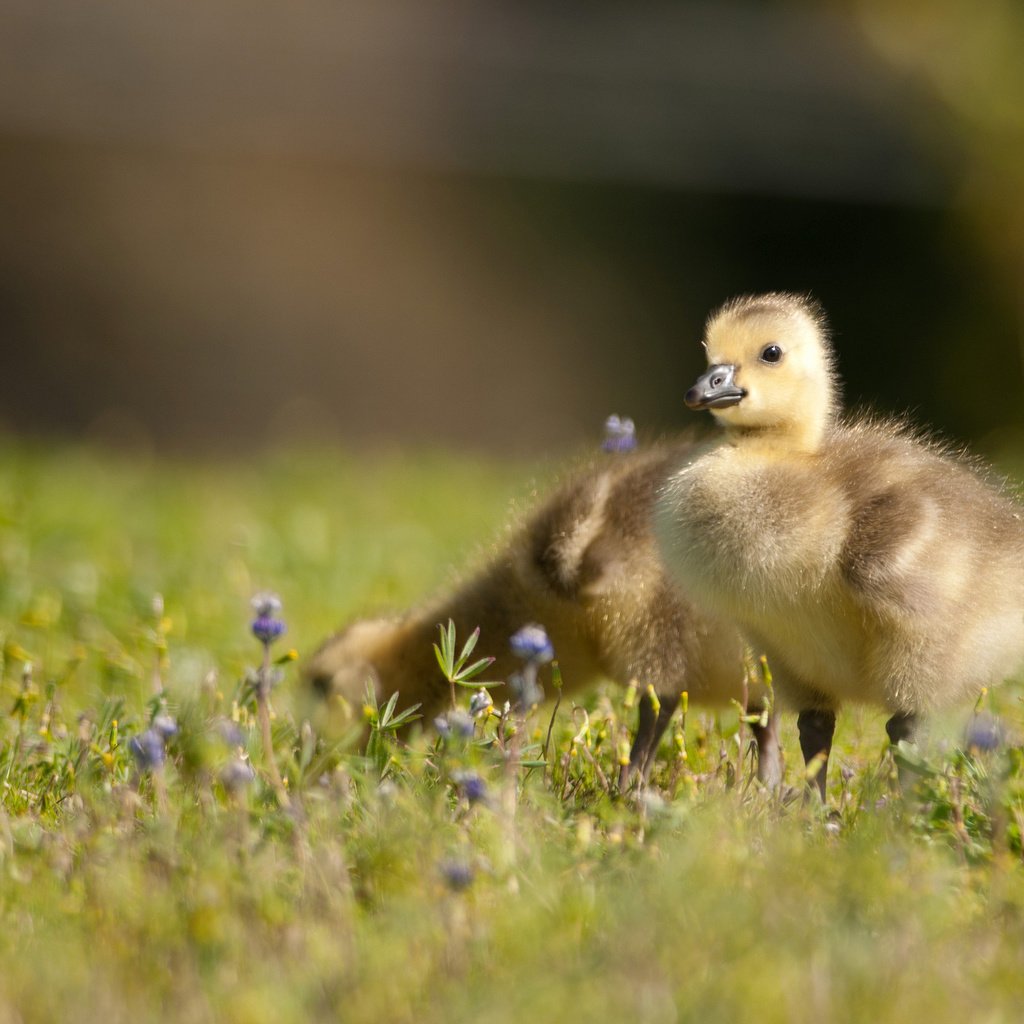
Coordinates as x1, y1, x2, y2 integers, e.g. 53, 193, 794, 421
2, 1, 1012, 453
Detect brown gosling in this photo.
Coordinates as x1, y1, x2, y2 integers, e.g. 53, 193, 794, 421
655, 292, 1024, 799
306, 440, 779, 788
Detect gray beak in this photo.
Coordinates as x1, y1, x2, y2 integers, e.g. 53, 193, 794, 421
684, 364, 746, 410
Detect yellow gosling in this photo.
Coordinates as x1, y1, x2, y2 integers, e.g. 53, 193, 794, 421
656, 292, 1024, 799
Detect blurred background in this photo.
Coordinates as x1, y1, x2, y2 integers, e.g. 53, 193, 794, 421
1, 0, 1022, 457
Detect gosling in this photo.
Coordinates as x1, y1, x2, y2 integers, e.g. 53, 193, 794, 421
306, 440, 779, 787
655, 292, 1024, 798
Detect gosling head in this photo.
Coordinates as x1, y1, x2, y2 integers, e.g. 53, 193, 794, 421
685, 293, 838, 452
302, 617, 395, 729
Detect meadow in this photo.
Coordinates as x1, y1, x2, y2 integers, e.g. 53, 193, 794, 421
1, 437, 1024, 1023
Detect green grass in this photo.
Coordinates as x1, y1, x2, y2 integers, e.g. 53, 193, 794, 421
2, 438, 1024, 1023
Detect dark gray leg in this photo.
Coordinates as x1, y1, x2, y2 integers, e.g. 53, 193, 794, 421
798, 708, 836, 802
885, 712, 916, 746
618, 690, 680, 790
751, 711, 782, 789
638, 692, 680, 780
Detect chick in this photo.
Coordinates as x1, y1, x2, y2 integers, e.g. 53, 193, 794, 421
307, 440, 779, 788
656, 292, 1024, 798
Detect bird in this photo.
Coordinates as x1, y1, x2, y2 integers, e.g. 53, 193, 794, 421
306, 438, 780, 788
655, 292, 1024, 799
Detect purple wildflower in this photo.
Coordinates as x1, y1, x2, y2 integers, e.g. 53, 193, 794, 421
469, 688, 493, 717
440, 858, 475, 892
602, 414, 637, 453
453, 770, 488, 805
129, 729, 166, 772
965, 713, 1003, 753
435, 710, 475, 739
251, 592, 286, 646
152, 713, 178, 739
217, 718, 246, 748
510, 623, 554, 665
220, 758, 256, 794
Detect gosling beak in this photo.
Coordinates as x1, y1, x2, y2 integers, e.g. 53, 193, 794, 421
684, 364, 746, 410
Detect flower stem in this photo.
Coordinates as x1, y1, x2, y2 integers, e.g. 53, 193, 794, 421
257, 645, 290, 809
542, 660, 563, 775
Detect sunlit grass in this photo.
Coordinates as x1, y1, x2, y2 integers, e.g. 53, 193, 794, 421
1, 438, 1024, 1023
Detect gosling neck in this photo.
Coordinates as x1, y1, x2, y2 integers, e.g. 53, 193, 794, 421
718, 404, 834, 456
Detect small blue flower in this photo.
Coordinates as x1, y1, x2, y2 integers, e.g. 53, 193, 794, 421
251, 592, 287, 646
218, 719, 246, 748
469, 688, 493, 717
152, 713, 178, 739
451, 710, 475, 738
602, 414, 637, 453
965, 713, 1003, 752
440, 858, 475, 892
453, 770, 488, 805
435, 710, 475, 739
129, 729, 166, 772
220, 758, 256, 793
510, 623, 554, 664
252, 616, 287, 645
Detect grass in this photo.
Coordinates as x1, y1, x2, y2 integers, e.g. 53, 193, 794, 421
2, 437, 1024, 1023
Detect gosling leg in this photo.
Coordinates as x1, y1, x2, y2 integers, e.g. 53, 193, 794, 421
618, 690, 680, 790
885, 711, 916, 746
798, 708, 836, 802
751, 711, 782, 789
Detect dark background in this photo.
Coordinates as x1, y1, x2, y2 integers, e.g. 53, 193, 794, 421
1, 0, 1021, 455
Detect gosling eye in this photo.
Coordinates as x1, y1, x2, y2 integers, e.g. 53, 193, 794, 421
759, 344, 783, 364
